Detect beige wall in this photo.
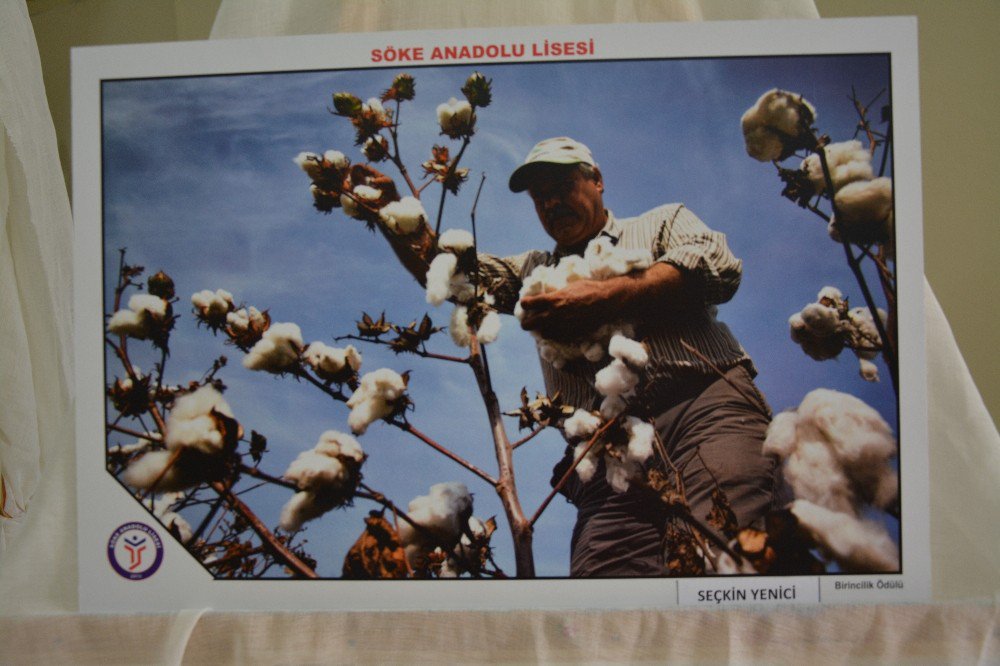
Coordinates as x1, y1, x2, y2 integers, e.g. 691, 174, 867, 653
29, 0, 998, 428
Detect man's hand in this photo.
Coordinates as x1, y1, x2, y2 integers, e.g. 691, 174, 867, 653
518, 263, 698, 341
519, 279, 616, 340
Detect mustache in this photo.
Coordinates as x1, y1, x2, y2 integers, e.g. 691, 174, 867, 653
544, 206, 575, 223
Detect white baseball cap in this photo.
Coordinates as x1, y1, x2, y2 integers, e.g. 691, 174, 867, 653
508, 137, 598, 192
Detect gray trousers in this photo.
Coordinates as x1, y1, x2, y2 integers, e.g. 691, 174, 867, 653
554, 364, 779, 577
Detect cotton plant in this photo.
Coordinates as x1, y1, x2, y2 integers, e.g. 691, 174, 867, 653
346, 368, 409, 435
107, 293, 172, 342
514, 236, 651, 369
395, 482, 494, 577
303, 342, 362, 384
425, 228, 502, 347
762, 388, 899, 573
740, 88, 818, 162
788, 286, 887, 381
558, 333, 655, 494
279, 430, 366, 531
741, 87, 897, 393
122, 385, 241, 492
242, 322, 304, 373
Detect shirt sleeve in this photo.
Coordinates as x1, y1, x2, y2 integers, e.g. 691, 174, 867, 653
652, 205, 742, 305
475, 250, 537, 315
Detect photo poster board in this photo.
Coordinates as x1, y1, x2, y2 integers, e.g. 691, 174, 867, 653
73, 18, 929, 612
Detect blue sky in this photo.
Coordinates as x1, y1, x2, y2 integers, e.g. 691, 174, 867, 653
102, 53, 897, 577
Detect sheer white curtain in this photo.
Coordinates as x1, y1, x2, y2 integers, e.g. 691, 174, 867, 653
0, 1, 75, 611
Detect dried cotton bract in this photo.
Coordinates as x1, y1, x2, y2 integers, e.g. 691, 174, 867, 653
741, 89, 817, 162
279, 430, 366, 531
379, 196, 427, 235
346, 368, 407, 434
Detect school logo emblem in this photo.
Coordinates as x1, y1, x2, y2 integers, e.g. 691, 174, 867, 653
107, 522, 164, 580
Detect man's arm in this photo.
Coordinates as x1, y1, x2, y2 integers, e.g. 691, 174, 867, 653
519, 262, 702, 340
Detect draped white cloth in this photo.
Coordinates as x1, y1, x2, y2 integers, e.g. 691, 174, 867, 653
1, 0, 997, 661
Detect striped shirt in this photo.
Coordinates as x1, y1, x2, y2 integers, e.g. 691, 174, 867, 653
478, 204, 753, 411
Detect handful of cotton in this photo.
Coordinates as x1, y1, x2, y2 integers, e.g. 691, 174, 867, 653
515, 236, 652, 369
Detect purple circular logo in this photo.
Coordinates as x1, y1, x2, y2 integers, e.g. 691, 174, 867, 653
107, 522, 163, 580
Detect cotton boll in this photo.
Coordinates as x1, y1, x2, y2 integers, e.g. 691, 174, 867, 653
624, 417, 655, 464
605, 457, 641, 493
859, 358, 880, 382
573, 442, 599, 483
564, 409, 601, 440
379, 196, 426, 235
163, 513, 193, 543
243, 322, 303, 373
437, 228, 475, 252
168, 385, 233, 423
762, 411, 799, 458
353, 185, 382, 202
437, 97, 474, 137
191, 289, 232, 322
226, 306, 266, 334
801, 140, 872, 192
799, 303, 841, 335
781, 439, 856, 514
340, 194, 362, 219
279, 491, 331, 532
346, 397, 390, 435
323, 150, 349, 170
609, 335, 649, 368
107, 309, 147, 337
313, 430, 365, 464
398, 482, 473, 555
425, 253, 459, 306
600, 395, 627, 420
832, 177, 893, 243
130, 293, 169, 318
122, 451, 202, 492
817, 286, 843, 302
477, 310, 501, 344
740, 89, 817, 161
594, 359, 639, 397
293, 151, 323, 179
346, 368, 407, 434
304, 341, 362, 382
790, 499, 900, 572
284, 450, 345, 492
767, 389, 897, 514
798, 389, 896, 468
163, 385, 235, 455
450, 305, 471, 347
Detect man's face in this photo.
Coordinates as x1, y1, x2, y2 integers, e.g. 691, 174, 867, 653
527, 165, 606, 249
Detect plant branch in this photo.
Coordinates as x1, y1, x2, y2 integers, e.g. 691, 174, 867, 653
529, 418, 618, 528
390, 419, 496, 485
210, 481, 318, 579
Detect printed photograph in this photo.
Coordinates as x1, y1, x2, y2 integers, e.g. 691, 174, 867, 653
100, 53, 900, 580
